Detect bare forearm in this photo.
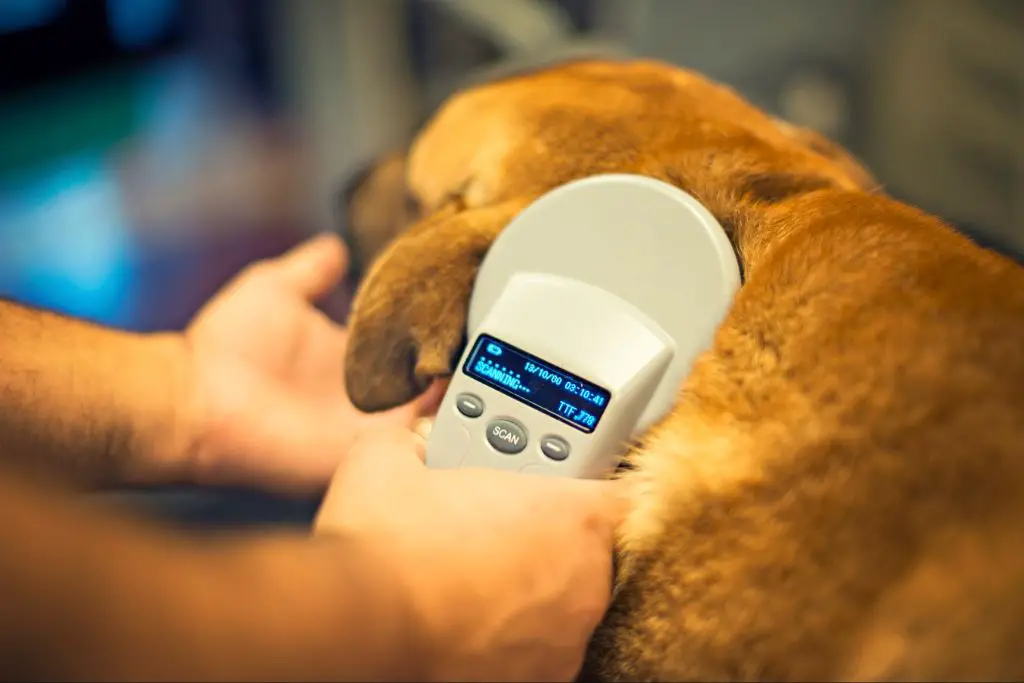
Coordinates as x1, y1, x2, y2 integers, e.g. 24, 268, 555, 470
0, 299, 193, 488
0, 463, 421, 681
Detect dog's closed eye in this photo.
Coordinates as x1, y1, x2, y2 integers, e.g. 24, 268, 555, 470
743, 172, 834, 204
403, 191, 423, 222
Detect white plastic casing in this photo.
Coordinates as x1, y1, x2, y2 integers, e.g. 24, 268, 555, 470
425, 273, 674, 478
425, 174, 741, 479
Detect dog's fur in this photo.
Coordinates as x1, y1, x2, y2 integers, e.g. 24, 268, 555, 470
339, 59, 1024, 681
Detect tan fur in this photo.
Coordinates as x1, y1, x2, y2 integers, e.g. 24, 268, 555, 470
340, 59, 1024, 681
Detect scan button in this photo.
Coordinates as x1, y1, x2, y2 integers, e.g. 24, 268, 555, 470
486, 418, 528, 454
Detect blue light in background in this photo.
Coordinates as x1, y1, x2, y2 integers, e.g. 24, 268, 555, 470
0, 153, 138, 327
0, 0, 65, 35
0, 0, 179, 45
107, 0, 179, 50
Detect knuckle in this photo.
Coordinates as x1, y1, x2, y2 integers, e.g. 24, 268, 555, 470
241, 259, 274, 281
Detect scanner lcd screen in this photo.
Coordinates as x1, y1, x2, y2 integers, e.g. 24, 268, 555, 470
462, 334, 611, 433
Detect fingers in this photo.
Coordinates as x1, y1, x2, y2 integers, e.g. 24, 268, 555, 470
598, 478, 632, 530
563, 477, 632, 537
414, 379, 449, 417
272, 233, 350, 301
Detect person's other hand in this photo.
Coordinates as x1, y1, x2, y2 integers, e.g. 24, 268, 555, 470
315, 427, 628, 682
180, 233, 439, 494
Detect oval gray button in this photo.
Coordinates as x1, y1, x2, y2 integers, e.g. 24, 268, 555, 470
540, 435, 571, 461
455, 392, 484, 418
486, 418, 528, 454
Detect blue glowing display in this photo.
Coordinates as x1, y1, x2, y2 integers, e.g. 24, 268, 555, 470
462, 334, 611, 433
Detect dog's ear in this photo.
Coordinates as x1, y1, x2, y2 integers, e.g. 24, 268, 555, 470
335, 151, 418, 284
771, 119, 881, 193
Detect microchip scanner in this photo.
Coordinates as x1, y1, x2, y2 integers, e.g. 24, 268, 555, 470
425, 174, 741, 478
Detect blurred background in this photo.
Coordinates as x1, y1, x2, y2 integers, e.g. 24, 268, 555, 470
2, 0, 1022, 333
0, 0, 1021, 523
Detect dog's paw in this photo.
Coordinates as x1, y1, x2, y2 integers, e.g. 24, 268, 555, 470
344, 201, 527, 411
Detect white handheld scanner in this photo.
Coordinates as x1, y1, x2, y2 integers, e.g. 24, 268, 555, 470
425, 174, 741, 479
426, 273, 674, 477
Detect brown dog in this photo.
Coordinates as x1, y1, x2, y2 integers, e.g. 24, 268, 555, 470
339, 59, 1024, 681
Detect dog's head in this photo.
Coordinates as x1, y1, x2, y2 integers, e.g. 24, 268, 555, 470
339, 59, 878, 412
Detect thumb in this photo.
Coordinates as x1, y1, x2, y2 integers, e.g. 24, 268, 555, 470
271, 232, 349, 301
316, 427, 426, 532
333, 426, 428, 489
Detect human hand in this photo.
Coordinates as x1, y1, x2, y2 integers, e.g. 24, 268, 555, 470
178, 233, 440, 494
315, 427, 628, 682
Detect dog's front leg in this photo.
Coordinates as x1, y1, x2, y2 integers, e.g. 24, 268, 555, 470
345, 199, 531, 412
